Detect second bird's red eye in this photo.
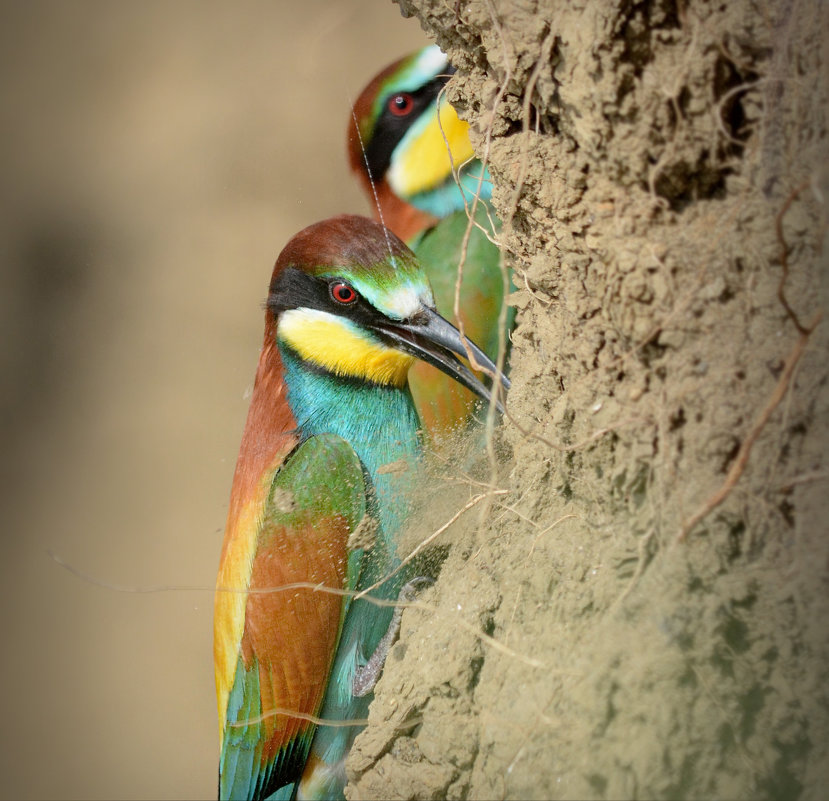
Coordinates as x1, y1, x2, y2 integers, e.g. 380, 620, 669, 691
330, 282, 357, 304
388, 92, 414, 116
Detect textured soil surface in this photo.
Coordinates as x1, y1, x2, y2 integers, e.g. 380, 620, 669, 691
346, 1, 829, 799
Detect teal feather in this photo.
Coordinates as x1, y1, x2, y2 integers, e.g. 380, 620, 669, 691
407, 161, 493, 219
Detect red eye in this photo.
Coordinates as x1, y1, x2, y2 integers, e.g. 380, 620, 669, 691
388, 92, 414, 116
330, 282, 357, 304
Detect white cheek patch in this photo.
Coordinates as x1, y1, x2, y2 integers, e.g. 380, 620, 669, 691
278, 307, 338, 336
382, 285, 426, 319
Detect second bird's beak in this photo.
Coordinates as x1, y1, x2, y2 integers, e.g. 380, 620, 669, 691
377, 306, 510, 413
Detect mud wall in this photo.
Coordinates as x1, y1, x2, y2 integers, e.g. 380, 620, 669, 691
348, 1, 829, 798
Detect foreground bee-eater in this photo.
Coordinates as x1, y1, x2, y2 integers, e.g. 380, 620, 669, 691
214, 215, 507, 800
348, 45, 511, 442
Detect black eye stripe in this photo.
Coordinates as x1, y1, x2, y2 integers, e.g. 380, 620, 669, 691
269, 268, 391, 332
363, 74, 449, 182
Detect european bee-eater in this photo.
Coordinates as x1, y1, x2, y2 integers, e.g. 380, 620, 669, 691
214, 215, 507, 800
348, 45, 511, 443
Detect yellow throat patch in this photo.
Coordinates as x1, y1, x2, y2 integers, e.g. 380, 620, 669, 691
278, 309, 414, 387
388, 99, 475, 199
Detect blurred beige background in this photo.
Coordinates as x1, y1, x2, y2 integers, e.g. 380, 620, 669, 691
0, 3, 427, 798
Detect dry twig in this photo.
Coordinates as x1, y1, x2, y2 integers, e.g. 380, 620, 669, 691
775, 179, 815, 335
677, 310, 823, 542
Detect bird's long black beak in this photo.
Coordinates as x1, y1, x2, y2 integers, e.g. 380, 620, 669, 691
377, 306, 510, 413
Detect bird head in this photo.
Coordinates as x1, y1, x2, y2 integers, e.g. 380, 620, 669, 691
348, 45, 490, 228
267, 215, 508, 407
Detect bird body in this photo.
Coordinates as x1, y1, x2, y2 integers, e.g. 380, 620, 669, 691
348, 45, 511, 443
407, 204, 505, 437
214, 215, 505, 799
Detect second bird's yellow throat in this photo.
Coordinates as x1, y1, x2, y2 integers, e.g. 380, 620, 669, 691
387, 99, 475, 199
278, 309, 414, 387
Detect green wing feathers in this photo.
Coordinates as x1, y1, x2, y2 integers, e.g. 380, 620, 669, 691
219, 434, 367, 800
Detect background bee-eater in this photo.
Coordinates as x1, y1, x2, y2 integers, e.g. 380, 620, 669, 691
348, 45, 513, 444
